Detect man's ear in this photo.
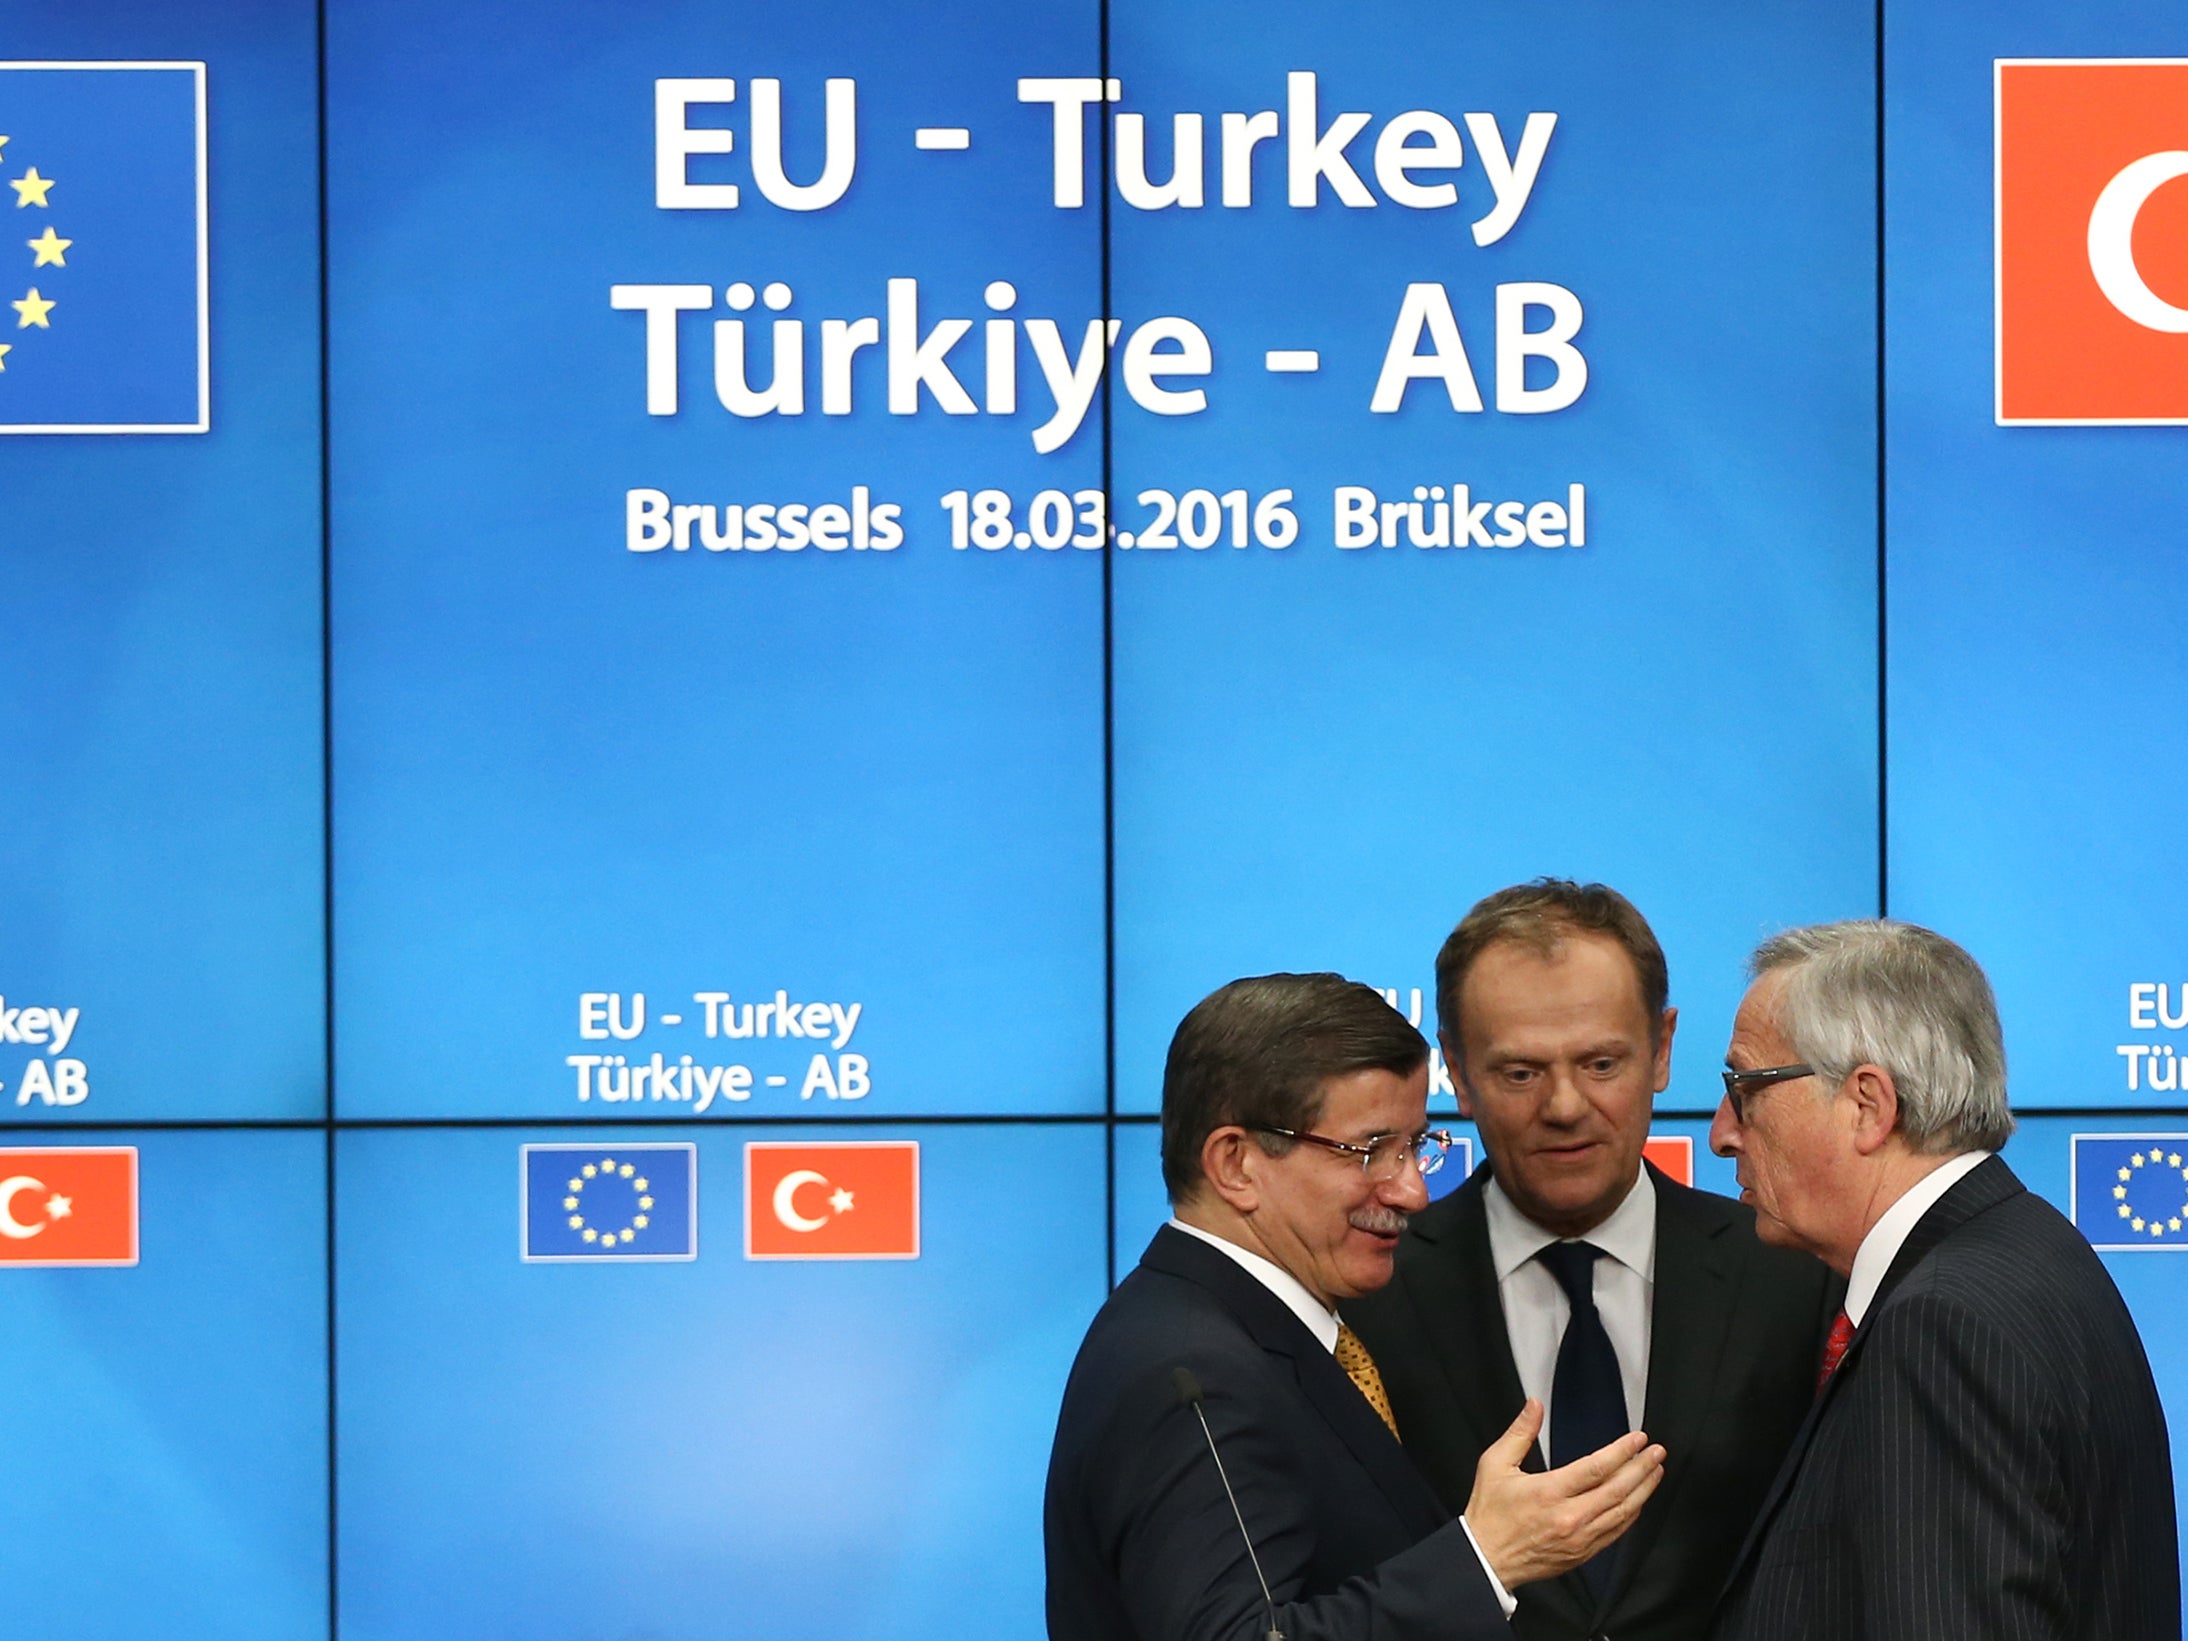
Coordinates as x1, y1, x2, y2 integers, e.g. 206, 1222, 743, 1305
1199, 1125, 1265, 1213
1442, 1033, 1478, 1120
1650, 1006, 1679, 1093
1844, 1064, 1901, 1156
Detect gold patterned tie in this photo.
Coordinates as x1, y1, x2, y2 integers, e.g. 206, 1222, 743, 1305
1335, 1323, 1400, 1440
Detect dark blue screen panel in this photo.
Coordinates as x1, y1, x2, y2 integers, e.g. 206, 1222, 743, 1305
1885, 0, 2188, 1107
0, 1130, 328, 1639
0, 1, 324, 1123
1109, 1, 1881, 1114
335, 1123, 1105, 1639
328, 0, 1105, 1121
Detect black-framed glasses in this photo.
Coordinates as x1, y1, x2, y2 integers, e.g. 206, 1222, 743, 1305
1720, 1063, 1815, 1123
1254, 1126, 1452, 1180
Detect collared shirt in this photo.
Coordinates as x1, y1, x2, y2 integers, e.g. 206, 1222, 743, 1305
1843, 1150, 1992, 1327
1166, 1216, 1518, 1620
1483, 1166, 1656, 1458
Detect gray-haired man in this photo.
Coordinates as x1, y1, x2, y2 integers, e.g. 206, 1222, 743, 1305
1711, 919, 2179, 1641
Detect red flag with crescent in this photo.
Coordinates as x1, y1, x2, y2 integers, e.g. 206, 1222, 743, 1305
745, 1141, 919, 1260
0, 1146, 137, 1266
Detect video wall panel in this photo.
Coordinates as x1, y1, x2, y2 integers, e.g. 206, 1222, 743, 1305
0, 1129, 328, 1639
3, 1, 2187, 1635
326, 0, 1107, 1122
334, 1122, 1104, 1640
0, 0, 324, 1124
1886, 0, 2188, 1108
1106, 2, 1882, 1115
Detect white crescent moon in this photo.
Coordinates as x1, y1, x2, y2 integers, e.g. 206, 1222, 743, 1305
2087, 150, 2188, 333
0, 1176, 48, 1239
772, 1169, 832, 1233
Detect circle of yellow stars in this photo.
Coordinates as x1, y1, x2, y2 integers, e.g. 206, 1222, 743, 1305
563, 1156, 656, 1247
2112, 1148, 2188, 1238
0, 134, 69, 371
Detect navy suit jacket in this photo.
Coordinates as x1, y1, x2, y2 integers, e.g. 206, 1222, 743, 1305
1345, 1162, 1839, 1641
1715, 1156, 2180, 1641
1045, 1224, 1509, 1641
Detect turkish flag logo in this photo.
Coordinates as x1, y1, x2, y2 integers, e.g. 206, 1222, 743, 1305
1997, 59, 2188, 422
744, 1141, 920, 1260
1643, 1135, 1694, 1187
0, 1147, 137, 1266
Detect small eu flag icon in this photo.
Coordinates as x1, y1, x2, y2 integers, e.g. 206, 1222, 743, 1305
521, 1143, 697, 1262
2071, 1135, 2188, 1251
0, 61, 209, 432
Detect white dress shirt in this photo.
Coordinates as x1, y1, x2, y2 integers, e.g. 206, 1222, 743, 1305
1483, 1167, 1656, 1460
1842, 1151, 1992, 1326
1167, 1217, 1518, 1618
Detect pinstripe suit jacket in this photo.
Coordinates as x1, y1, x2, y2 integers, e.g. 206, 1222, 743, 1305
1715, 1156, 2179, 1641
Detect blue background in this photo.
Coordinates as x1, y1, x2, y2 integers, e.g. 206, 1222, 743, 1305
2, 0, 2186, 1634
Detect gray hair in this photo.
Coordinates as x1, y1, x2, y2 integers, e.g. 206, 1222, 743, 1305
1749, 920, 2014, 1155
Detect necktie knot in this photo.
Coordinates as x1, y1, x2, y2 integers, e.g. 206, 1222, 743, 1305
1537, 1239, 1605, 1309
1816, 1307, 1855, 1395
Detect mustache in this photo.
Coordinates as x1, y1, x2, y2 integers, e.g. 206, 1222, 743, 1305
1349, 1204, 1411, 1236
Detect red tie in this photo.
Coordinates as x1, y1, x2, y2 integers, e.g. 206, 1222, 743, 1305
1816, 1308, 1855, 1394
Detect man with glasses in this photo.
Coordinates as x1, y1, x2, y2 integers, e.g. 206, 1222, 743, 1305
1711, 920, 2177, 1641
1045, 972, 1666, 1641
1347, 881, 1837, 1641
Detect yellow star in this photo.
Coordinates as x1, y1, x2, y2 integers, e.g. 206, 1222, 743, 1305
582, 1227, 598, 1243
619, 1163, 634, 1178
10, 168, 53, 208
2172, 1219, 2183, 1233
632, 1214, 649, 1229
0, 341, 10, 370
581, 1164, 596, 1178
2172, 1153, 2183, 1168
562, 1195, 578, 1210
567, 1176, 582, 1191
2131, 1217, 2146, 1231
566, 1214, 582, 1229
12, 287, 53, 328
2115, 1185, 2129, 1199
0, 138, 8, 158
633, 1177, 649, 1192
2119, 1204, 2133, 1218
27, 226, 67, 267
2119, 1167, 2132, 1182
2132, 1152, 2147, 1168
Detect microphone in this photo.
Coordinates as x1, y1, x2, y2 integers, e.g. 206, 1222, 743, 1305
1173, 1367, 1285, 1641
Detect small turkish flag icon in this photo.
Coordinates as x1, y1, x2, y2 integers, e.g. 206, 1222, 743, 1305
1643, 1135, 1695, 1187
0, 1147, 137, 1266
745, 1141, 920, 1260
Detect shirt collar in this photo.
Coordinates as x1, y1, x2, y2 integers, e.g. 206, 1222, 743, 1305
1843, 1150, 1992, 1326
1483, 1163, 1658, 1284
1167, 1217, 1341, 1352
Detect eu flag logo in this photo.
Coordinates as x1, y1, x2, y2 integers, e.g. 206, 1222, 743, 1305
0, 62, 208, 433
521, 1143, 697, 1262
2071, 1134, 2188, 1251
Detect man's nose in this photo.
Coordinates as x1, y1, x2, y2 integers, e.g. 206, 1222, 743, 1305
1708, 1093, 1741, 1157
1541, 1066, 1590, 1122
1381, 1158, 1431, 1212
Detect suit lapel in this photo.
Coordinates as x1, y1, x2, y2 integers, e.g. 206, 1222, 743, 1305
1400, 1170, 1600, 1633
1592, 1171, 1739, 1615
1391, 1168, 1533, 1464
1142, 1225, 1446, 1536
1717, 1156, 2028, 1597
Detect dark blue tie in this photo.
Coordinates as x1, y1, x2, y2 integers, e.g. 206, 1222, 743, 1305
1538, 1240, 1629, 1600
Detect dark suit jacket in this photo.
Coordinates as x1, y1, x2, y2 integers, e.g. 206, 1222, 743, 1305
1715, 1155, 2179, 1641
1345, 1162, 1839, 1641
1045, 1224, 1509, 1641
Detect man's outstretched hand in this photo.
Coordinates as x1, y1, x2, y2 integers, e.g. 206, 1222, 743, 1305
1462, 1399, 1665, 1589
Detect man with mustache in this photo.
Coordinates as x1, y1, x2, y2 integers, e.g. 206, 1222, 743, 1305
1045, 972, 1665, 1641
1347, 882, 1838, 1641
1711, 920, 2177, 1640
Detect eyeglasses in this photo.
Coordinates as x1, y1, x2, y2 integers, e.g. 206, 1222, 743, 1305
1254, 1126, 1453, 1180
1719, 1063, 1815, 1123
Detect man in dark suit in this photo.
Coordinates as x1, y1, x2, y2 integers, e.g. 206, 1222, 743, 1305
1712, 920, 2178, 1641
1045, 973, 1667, 1641
1347, 880, 1839, 1641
